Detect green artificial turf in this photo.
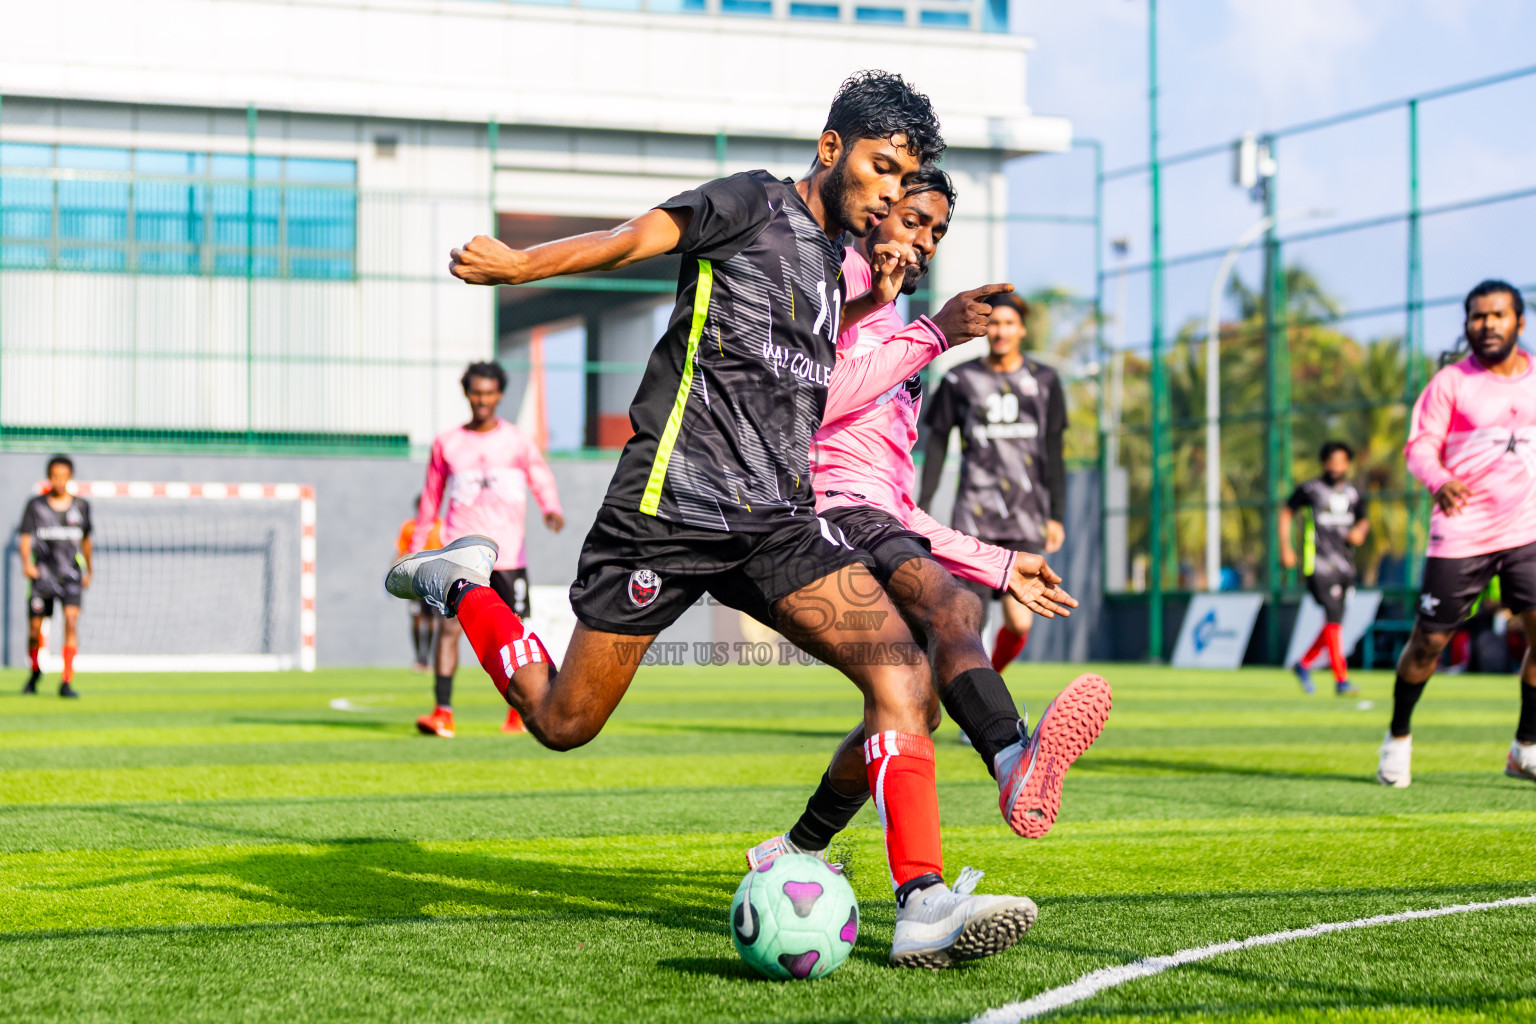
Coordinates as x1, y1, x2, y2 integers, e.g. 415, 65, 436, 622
1, 662, 1533, 1023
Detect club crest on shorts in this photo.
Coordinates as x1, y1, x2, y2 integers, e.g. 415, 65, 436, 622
628, 569, 662, 609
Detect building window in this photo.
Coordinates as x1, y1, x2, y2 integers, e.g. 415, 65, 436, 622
788, 2, 840, 16
854, 6, 905, 22
919, 8, 969, 26
0, 143, 356, 279
720, 0, 773, 14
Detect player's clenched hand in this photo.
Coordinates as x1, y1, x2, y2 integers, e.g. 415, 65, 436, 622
81, 572, 92, 589
22, 562, 38, 581
1435, 479, 1472, 516
867, 242, 918, 307
449, 235, 529, 286
544, 512, 565, 533
932, 283, 1014, 344
1005, 552, 1077, 618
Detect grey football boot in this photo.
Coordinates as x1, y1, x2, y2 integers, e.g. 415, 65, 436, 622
385, 535, 498, 615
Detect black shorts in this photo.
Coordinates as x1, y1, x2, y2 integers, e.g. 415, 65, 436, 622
29, 578, 82, 618
1416, 539, 1536, 632
958, 538, 1041, 602
489, 569, 531, 618
1306, 573, 1352, 625
819, 505, 931, 587
569, 504, 872, 635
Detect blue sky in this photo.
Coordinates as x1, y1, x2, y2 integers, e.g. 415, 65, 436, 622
1003, 0, 1536, 354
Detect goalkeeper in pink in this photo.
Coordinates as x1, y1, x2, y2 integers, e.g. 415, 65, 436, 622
747, 167, 1111, 873
412, 361, 564, 738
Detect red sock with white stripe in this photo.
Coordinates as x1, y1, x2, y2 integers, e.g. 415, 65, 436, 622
454, 585, 547, 702
28, 642, 39, 673
864, 730, 943, 896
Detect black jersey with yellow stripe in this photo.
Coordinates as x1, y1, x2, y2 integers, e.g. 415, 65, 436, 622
602, 171, 845, 532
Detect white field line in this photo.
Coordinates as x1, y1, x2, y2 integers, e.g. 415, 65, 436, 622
328, 697, 386, 713
971, 894, 1536, 1024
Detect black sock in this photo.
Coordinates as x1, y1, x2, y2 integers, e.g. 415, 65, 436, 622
787, 771, 869, 852
942, 667, 1023, 777
434, 673, 453, 709
1517, 679, 1536, 745
413, 621, 433, 665
444, 579, 481, 617
1390, 674, 1426, 738
895, 872, 945, 908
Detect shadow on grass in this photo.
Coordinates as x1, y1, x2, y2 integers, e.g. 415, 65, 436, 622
1076, 756, 1377, 784
229, 717, 399, 731
657, 955, 760, 980
14, 840, 737, 937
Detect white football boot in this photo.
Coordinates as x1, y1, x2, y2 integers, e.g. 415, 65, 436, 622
1377, 732, 1412, 788
385, 535, 498, 614
1504, 741, 1536, 782
743, 833, 829, 870
889, 867, 1037, 969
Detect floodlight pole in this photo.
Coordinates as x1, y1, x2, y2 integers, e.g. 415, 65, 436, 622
1204, 216, 1272, 592
1204, 207, 1330, 592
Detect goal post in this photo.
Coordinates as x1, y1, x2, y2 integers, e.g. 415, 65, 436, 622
13, 481, 316, 673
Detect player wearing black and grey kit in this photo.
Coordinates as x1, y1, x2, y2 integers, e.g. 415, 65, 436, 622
1281, 441, 1369, 697
1286, 476, 1363, 624
919, 314, 1066, 670
21, 494, 92, 614
570, 169, 877, 633
19, 455, 92, 697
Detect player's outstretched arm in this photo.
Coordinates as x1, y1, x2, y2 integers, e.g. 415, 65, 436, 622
1276, 505, 1296, 569
449, 208, 690, 286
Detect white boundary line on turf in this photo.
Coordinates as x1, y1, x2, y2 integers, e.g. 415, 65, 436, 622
970, 894, 1536, 1024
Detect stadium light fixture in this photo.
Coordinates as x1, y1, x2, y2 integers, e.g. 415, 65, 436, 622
1203, 207, 1332, 592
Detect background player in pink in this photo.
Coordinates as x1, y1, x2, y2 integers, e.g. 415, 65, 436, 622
749, 170, 1111, 879
412, 361, 564, 738
1378, 279, 1536, 787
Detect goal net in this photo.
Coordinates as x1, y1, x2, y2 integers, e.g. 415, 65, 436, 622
11, 481, 315, 672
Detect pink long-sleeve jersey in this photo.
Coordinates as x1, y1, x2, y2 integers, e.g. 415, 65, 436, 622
812, 247, 1016, 591
413, 418, 563, 570
1406, 353, 1536, 559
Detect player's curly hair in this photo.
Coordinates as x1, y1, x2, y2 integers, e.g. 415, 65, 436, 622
823, 71, 945, 164
904, 163, 957, 213
460, 360, 507, 395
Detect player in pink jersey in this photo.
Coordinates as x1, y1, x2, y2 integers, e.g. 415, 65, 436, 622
1378, 280, 1536, 787
412, 361, 565, 738
748, 168, 1111, 876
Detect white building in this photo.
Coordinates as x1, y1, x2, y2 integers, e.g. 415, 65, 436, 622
0, 0, 1069, 453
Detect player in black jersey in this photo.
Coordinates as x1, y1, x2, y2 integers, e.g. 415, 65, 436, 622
390, 72, 1055, 967
18, 455, 91, 697
919, 293, 1066, 672
1281, 442, 1369, 696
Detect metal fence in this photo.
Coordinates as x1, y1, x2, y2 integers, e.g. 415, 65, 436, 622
1086, 62, 1536, 660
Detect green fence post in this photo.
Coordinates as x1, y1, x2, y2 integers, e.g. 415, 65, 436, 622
1147, 0, 1166, 660
246, 103, 256, 441
1262, 135, 1289, 662
1404, 99, 1425, 586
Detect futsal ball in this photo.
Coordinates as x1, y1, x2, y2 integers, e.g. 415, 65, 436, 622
730, 853, 858, 980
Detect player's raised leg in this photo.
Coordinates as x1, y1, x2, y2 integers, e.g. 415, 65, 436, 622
771, 561, 1038, 969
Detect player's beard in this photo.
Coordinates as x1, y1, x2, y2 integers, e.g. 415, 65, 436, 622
820, 153, 883, 238
1323, 471, 1344, 486
1469, 328, 1519, 365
